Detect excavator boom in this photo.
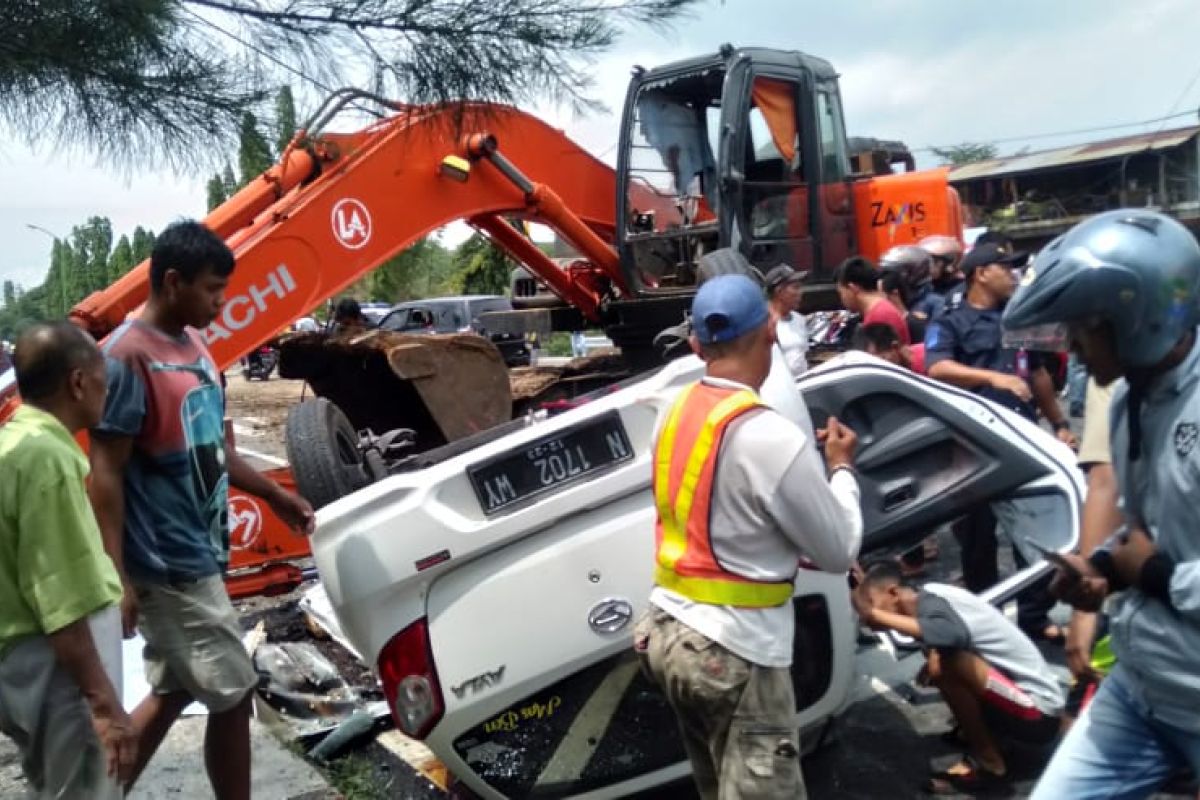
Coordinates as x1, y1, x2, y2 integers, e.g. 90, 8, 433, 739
60, 103, 633, 373
0, 99, 649, 595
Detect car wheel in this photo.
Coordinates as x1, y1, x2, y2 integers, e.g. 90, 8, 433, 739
696, 247, 764, 285
285, 398, 375, 509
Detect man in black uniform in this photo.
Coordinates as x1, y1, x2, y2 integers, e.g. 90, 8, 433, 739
925, 242, 1078, 640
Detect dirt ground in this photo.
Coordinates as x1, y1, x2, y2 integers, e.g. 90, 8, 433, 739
225, 368, 310, 460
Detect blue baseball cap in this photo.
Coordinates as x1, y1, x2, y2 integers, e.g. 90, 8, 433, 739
691, 275, 769, 345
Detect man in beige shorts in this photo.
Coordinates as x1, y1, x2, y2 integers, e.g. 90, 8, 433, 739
89, 222, 314, 798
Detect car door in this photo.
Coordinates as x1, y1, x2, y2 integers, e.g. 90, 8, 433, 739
799, 353, 1083, 606
417, 354, 1083, 799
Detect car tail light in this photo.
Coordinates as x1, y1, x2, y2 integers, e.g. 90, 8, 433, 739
377, 618, 444, 738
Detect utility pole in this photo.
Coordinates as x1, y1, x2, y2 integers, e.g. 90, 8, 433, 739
25, 224, 67, 313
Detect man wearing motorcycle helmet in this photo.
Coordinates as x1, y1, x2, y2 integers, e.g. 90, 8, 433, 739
920, 234, 965, 296
880, 244, 944, 323
1003, 209, 1200, 799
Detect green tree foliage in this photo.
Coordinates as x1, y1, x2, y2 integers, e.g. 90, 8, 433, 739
43, 239, 74, 318
4, 0, 697, 166
0, 284, 45, 342
206, 174, 227, 212
222, 163, 238, 199
10, 220, 149, 336
930, 142, 999, 167
238, 111, 274, 185
70, 217, 114, 295
451, 234, 513, 296
209, 91, 295, 207
131, 227, 156, 263
367, 238, 455, 303
107, 235, 136, 283
275, 85, 297, 154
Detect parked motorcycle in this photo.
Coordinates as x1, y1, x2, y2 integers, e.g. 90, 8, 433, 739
245, 345, 278, 381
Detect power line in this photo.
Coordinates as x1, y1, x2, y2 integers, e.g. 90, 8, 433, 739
1152, 59, 1200, 138
181, 7, 337, 96
183, 7, 386, 123
913, 109, 1199, 153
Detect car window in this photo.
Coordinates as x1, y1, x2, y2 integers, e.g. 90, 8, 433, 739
798, 354, 1083, 610
432, 303, 464, 332
379, 310, 409, 331
407, 308, 435, 329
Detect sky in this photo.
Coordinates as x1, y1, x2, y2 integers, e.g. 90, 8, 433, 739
4, 0, 1200, 290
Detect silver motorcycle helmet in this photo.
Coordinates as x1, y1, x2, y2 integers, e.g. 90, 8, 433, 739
878, 244, 933, 292
1003, 209, 1200, 368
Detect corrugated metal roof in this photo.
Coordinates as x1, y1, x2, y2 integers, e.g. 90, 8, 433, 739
948, 125, 1200, 182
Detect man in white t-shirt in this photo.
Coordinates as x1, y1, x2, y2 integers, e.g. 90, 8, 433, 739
764, 264, 809, 377
633, 275, 863, 799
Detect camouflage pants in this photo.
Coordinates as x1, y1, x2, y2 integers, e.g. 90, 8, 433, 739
634, 607, 806, 800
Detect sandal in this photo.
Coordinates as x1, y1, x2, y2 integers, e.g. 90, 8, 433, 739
926, 756, 1009, 795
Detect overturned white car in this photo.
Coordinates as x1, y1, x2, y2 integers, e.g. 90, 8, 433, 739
309, 353, 1082, 799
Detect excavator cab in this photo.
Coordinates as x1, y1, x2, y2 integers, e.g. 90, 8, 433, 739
616, 45, 857, 304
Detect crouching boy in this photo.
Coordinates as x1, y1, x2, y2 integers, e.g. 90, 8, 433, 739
852, 561, 1064, 794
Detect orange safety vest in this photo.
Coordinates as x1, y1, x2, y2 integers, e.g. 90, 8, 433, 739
652, 381, 795, 608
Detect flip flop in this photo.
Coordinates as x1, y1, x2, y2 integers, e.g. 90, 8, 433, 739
926, 756, 1009, 795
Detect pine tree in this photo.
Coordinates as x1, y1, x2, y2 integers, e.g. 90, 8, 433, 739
2, 280, 14, 309
206, 174, 227, 212
4, 1, 697, 167
131, 227, 156, 263
44, 240, 73, 318
275, 86, 297, 155
107, 235, 135, 282
221, 163, 238, 199
70, 217, 114, 295
238, 112, 274, 186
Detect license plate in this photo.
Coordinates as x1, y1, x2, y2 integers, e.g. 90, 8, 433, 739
469, 411, 634, 516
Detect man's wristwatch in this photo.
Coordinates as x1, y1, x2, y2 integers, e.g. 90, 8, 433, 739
1052, 420, 1071, 433
828, 463, 856, 479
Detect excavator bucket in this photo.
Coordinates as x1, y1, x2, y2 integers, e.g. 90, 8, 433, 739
278, 330, 512, 451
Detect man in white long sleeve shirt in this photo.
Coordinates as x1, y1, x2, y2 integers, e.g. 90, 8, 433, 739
633, 275, 863, 800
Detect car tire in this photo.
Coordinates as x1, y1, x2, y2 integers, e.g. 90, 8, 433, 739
285, 398, 374, 509
696, 248, 764, 285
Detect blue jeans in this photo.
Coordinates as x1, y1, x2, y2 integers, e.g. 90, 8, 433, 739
1031, 664, 1200, 800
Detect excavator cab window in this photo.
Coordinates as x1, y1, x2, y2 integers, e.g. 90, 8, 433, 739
731, 74, 814, 274
621, 69, 724, 289
816, 87, 850, 182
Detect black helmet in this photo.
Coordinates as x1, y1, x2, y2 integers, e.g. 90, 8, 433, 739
1003, 209, 1200, 367
879, 245, 932, 292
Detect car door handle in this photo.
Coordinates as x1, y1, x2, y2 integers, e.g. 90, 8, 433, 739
881, 482, 916, 512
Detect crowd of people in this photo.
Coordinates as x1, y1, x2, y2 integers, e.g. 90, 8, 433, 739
1, 210, 1198, 799
640, 211, 1200, 798
1, 222, 315, 799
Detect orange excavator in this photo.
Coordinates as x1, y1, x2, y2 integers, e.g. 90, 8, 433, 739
0, 45, 962, 597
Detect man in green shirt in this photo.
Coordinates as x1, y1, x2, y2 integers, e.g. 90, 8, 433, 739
0, 321, 136, 798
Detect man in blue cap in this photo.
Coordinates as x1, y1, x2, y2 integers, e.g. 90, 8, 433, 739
633, 274, 864, 799
1004, 209, 1200, 799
